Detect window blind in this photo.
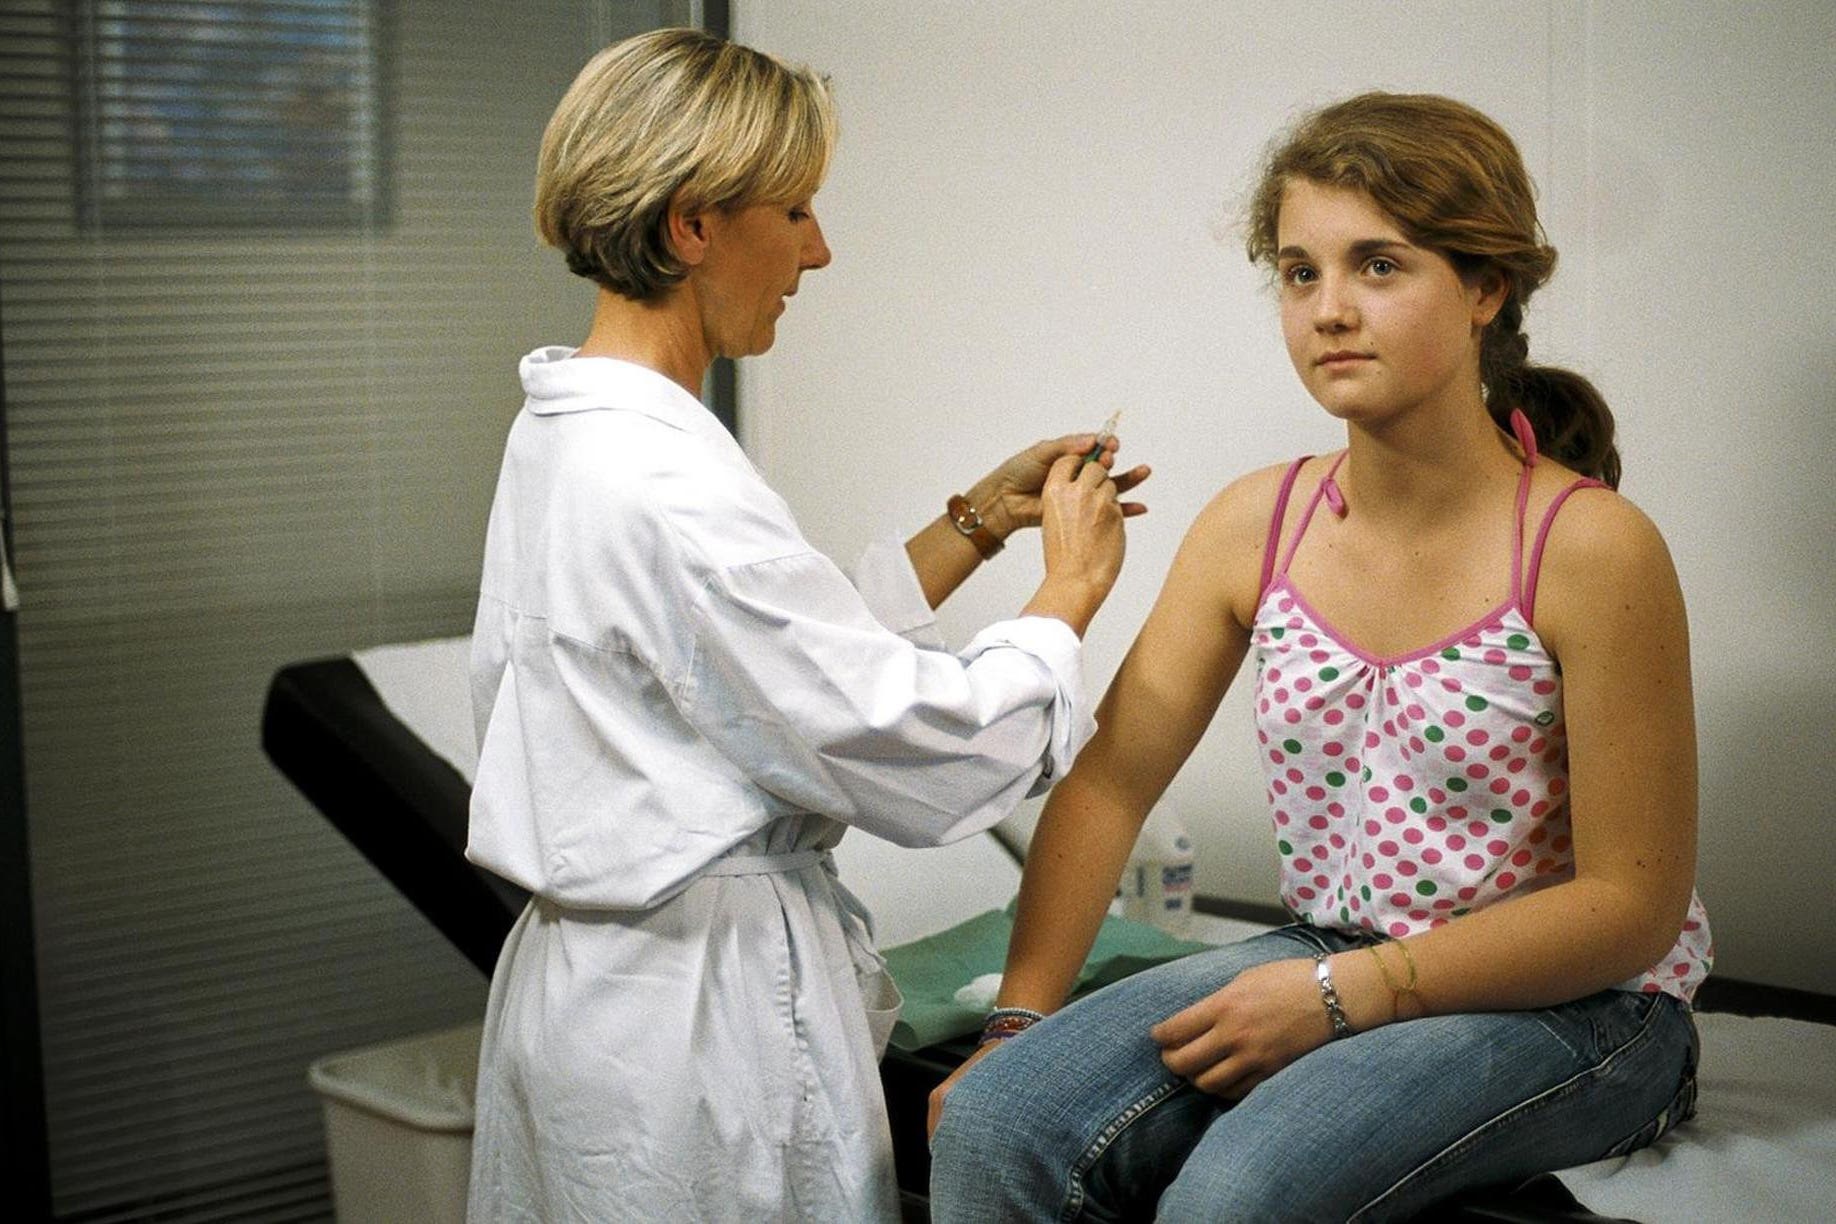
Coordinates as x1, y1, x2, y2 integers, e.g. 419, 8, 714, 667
0, 1, 698, 1218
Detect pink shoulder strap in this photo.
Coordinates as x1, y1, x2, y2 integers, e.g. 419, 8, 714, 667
1523, 477, 1609, 624
1268, 453, 1347, 591
1259, 457, 1311, 596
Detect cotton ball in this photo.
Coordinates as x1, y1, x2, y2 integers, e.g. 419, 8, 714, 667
953, 972, 1004, 1010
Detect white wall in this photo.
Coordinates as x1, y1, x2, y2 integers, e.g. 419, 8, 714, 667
735, 1, 1836, 995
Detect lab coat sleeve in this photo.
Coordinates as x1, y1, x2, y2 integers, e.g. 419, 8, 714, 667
677, 547, 1092, 848
844, 533, 944, 649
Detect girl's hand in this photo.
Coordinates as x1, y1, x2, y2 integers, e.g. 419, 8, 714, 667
926, 1039, 1002, 1139
966, 433, 1149, 542
1149, 958, 1334, 1100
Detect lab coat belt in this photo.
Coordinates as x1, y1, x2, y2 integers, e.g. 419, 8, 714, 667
699, 848, 826, 878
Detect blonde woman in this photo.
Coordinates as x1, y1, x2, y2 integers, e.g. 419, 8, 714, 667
463, 29, 1147, 1222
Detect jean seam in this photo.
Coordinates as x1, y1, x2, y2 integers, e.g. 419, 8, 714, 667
1348, 994, 1669, 1222
1060, 1078, 1185, 1222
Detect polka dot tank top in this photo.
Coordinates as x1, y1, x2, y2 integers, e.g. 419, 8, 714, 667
1252, 415, 1713, 1002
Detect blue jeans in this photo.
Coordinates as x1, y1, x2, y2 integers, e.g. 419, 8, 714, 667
930, 925, 1697, 1222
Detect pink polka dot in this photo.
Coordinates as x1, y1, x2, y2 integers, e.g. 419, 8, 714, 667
1464, 853, 1485, 870
1305, 696, 1326, 711
1308, 815, 1329, 830
1306, 786, 1326, 801
1509, 664, 1533, 681
1421, 658, 1441, 674
1347, 693, 1367, 710
1390, 894, 1411, 909
1457, 886, 1478, 901
1373, 873, 1394, 889
1258, 698, 1272, 714
1404, 672, 1424, 688
1284, 709, 1302, 723
1370, 786, 1390, 802
1512, 789, 1531, 806
1385, 808, 1406, 824
1323, 741, 1343, 756
1286, 767, 1303, 783
1327, 802, 1346, 818
1277, 599, 1294, 613
1366, 732, 1382, 749
1396, 860, 1418, 877
1446, 745, 1467, 763
1489, 778, 1511, 795
1466, 728, 1490, 746
1295, 677, 1313, 693
1487, 839, 1509, 856
1378, 840, 1400, 856
1296, 886, 1316, 900
1493, 746, 1513, 763
1275, 687, 1290, 702
1310, 649, 1330, 663
1274, 810, 1291, 825
1426, 816, 1448, 832
1402, 828, 1424, 846
1395, 775, 1415, 792
1466, 764, 1489, 780
1323, 708, 1345, 725
1445, 711, 1466, 728
1511, 849, 1533, 867
1361, 852, 1376, 868
1422, 848, 1443, 865
1445, 833, 1465, 849
1272, 780, 1288, 795
1365, 819, 1383, 836
1533, 680, 1557, 695
1495, 872, 1517, 889
1299, 633, 1318, 647
1270, 749, 1286, 764
1484, 648, 1507, 665
1389, 922, 1410, 937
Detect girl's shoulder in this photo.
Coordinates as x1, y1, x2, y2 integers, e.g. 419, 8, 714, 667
1179, 458, 1333, 628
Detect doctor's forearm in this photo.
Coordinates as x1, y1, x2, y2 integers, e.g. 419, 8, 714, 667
906, 512, 994, 609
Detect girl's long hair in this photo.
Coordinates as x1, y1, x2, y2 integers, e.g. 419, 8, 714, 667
1246, 93, 1620, 487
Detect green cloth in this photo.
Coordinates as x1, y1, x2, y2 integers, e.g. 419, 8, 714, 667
881, 906, 1214, 1052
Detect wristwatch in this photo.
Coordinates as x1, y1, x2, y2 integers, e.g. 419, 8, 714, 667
947, 494, 1004, 560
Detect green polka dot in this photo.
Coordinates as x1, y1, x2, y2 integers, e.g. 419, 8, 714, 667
1326, 771, 1346, 787
1535, 710, 1557, 726
1441, 647, 1461, 660
1283, 739, 1303, 754
1277, 839, 1294, 855
1490, 809, 1512, 823
1362, 767, 1373, 782
1319, 666, 1340, 681
1507, 633, 1530, 650
1410, 797, 1428, 814
1340, 906, 1352, 923
1452, 907, 1470, 917
1271, 627, 1285, 639
1424, 726, 1445, 743
1415, 881, 1438, 896
1447, 777, 1468, 793
1360, 885, 1372, 901
1465, 694, 1489, 712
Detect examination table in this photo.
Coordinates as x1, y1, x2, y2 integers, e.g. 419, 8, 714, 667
262, 636, 1836, 1222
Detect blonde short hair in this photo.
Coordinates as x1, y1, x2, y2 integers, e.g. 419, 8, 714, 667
534, 28, 837, 301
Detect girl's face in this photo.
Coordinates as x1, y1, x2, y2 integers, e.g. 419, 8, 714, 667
1274, 179, 1502, 428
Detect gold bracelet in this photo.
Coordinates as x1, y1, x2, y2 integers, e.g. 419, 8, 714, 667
1365, 940, 1420, 1006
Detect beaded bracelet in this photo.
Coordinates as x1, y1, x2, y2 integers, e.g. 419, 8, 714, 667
979, 1006, 1046, 1045
1312, 952, 1353, 1040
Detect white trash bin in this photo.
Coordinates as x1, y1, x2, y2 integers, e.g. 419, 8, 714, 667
308, 1021, 483, 1224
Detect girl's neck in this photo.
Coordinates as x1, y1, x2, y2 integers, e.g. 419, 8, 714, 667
572, 285, 711, 397
1339, 397, 1523, 530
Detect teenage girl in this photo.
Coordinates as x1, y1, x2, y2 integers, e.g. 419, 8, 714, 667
926, 92, 1711, 1221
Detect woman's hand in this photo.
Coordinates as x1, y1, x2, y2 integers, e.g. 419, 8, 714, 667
1149, 958, 1334, 1100
926, 1039, 1002, 1139
966, 433, 1149, 543
1022, 452, 1129, 636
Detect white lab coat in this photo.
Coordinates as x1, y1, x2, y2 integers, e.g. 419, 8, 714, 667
464, 349, 1093, 1222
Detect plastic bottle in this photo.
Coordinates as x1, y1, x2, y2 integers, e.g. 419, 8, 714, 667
1114, 803, 1195, 937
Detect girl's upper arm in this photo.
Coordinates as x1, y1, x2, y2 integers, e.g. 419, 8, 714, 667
1076, 465, 1286, 811
1532, 489, 1698, 941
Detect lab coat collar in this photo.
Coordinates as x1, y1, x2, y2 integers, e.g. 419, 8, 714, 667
519, 346, 733, 450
